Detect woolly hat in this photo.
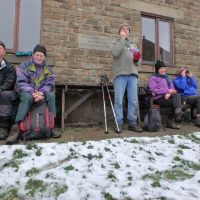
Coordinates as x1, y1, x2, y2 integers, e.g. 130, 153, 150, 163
0, 41, 5, 49
33, 44, 47, 56
177, 67, 185, 75
155, 60, 166, 73
119, 23, 130, 34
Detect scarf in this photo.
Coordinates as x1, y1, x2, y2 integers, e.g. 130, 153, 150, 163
154, 73, 171, 87
124, 38, 131, 48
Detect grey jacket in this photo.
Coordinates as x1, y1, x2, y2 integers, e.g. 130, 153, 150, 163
111, 38, 141, 80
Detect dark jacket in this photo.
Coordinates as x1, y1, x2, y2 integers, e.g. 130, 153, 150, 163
0, 59, 16, 91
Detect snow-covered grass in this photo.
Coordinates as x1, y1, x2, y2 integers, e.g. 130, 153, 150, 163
0, 133, 199, 200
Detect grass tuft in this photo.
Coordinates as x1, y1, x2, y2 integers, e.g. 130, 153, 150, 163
64, 165, 75, 172
0, 188, 18, 200
26, 167, 40, 177
25, 179, 47, 197
13, 149, 28, 159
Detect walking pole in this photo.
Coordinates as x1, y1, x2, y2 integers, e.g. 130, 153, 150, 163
101, 80, 109, 134
105, 82, 120, 133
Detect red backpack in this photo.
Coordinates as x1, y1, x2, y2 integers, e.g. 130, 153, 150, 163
19, 101, 54, 140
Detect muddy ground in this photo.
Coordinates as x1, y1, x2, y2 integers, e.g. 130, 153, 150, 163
0, 121, 199, 145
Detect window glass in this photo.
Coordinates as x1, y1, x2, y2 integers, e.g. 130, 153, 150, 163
159, 21, 170, 64
142, 15, 173, 65
18, 0, 41, 51
142, 17, 155, 62
0, 0, 15, 49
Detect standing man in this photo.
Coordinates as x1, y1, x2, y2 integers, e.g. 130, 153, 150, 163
0, 41, 16, 139
111, 23, 142, 133
6, 44, 61, 144
173, 67, 200, 127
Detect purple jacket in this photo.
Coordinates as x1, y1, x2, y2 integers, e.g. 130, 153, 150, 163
16, 59, 55, 94
148, 75, 174, 100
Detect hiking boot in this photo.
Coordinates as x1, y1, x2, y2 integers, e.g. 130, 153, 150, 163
194, 116, 200, 127
114, 124, 123, 134
166, 120, 180, 129
6, 124, 20, 145
51, 130, 61, 138
0, 127, 9, 140
175, 108, 184, 121
128, 124, 143, 133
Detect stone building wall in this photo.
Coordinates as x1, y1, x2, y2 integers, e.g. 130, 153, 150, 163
42, 0, 200, 86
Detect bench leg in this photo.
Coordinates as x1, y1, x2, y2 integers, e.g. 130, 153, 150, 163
61, 87, 65, 132
137, 103, 141, 127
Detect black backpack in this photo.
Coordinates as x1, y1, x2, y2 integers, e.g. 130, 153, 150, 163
19, 101, 54, 140
143, 107, 161, 132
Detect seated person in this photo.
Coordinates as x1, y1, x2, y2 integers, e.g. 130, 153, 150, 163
173, 67, 200, 127
147, 60, 184, 129
6, 44, 61, 144
0, 41, 17, 139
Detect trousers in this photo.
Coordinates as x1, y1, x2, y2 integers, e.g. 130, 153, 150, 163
15, 92, 56, 123
113, 74, 138, 125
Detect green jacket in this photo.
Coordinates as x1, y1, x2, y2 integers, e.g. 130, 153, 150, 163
111, 38, 141, 80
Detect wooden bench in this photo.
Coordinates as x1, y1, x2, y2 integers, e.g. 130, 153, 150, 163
55, 83, 149, 131
55, 83, 110, 131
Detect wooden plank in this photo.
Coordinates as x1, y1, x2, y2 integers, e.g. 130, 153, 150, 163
65, 91, 94, 117
55, 84, 68, 92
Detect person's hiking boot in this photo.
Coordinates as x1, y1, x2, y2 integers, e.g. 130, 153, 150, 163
0, 127, 9, 140
114, 124, 123, 134
6, 124, 20, 145
182, 108, 191, 122
128, 124, 143, 133
175, 108, 184, 121
51, 130, 61, 138
194, 115, 200, 127
166, 120, 180, 129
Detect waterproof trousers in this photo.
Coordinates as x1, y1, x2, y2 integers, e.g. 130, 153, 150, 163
15, 92, 56, 123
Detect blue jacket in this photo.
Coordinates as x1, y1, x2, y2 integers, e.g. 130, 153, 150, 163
173, 75, 198, 97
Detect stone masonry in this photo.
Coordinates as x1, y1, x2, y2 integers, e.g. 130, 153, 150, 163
41, 0, 200, 86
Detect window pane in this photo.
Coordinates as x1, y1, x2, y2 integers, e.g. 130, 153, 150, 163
142, 17, 155, 62
0, 0, 15, 49
159, 21, 170, 64
18, 0, 41, 51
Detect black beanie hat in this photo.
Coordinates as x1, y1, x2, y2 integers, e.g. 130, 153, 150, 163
155, 60, 165, 73
0, 41, 5, 49
33, 44, 47, 56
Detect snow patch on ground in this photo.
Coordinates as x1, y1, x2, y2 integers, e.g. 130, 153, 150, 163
0, 133, 199, 200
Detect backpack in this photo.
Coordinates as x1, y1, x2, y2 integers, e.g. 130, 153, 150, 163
143, 107, 161, 132
19, 101, 54, 140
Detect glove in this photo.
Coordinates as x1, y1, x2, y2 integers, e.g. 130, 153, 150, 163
133, 51, 141, 62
